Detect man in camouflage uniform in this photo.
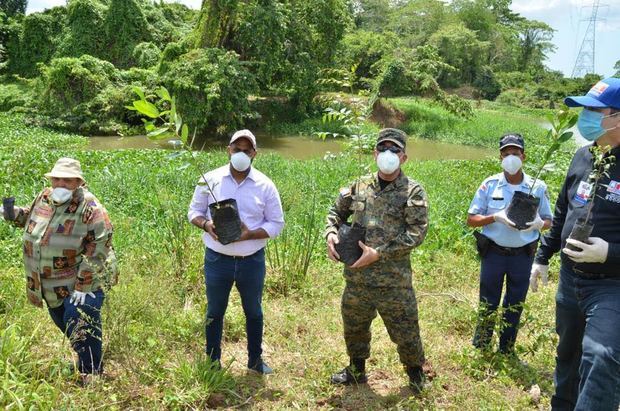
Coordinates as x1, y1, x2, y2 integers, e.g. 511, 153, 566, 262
325, 128, 429, 392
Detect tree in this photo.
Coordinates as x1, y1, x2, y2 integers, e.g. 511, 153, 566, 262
388, 0, 446, 48
614, 60, 620, 78
517, 20, 555, 73
0, 0, 26, 17
429, 22, 489, 86
193, 0, 239, 49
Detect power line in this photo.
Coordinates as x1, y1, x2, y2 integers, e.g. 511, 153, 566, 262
572, 0, 608, 77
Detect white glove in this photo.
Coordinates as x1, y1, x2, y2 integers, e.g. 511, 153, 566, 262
529, 263, 549, 292
70, 290, 95, 306
563, 237, 608, 263
493, 210, 517, 228
522, 214, 545, 233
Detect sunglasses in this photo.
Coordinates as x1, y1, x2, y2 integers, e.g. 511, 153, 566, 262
376, 144, 403, 154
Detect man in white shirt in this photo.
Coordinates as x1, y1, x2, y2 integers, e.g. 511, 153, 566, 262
188, 129, 284, 374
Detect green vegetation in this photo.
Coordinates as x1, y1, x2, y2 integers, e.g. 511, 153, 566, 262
0, 0, 606, 137
0, 97, 573, 407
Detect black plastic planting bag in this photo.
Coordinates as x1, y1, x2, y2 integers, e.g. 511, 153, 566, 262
566, 218, 594, 252
335, 223, 366, 266
506, 191, 540, 230
209, 198, 242, 245
2, 197, 15, 221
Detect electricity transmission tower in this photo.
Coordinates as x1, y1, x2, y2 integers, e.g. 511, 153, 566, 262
571, 0, 604, 78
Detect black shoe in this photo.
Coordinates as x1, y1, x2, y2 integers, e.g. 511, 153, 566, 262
330, 366, 368, 385
248, 358, 273, 375
406, 366, 426, 394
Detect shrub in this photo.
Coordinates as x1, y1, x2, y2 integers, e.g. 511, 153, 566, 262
161, 48, 257, 136
5, 7, 67, 77
103, 0, 151, 69
473, 66, 501, 101
132, 42, 161, 69
37, 55, 119, 110
55, 0, 106, 59
0, 77, 31, 111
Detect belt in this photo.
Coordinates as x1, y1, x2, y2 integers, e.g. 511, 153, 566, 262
573, 267, 619, 280
209, 248, 262, 259
488, 242, 529, 256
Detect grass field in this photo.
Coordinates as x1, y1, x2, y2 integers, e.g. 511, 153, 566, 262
0, 104, 574, 409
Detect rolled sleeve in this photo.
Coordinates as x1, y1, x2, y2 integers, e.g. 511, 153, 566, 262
325, 186, 353, 239
468, 182, 488, 215
538, 186, 553, 220
187, 181, 211, 223
260, 185, 284, 238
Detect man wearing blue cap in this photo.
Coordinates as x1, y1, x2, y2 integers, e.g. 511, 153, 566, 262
530, 78, 620, 410
467, 133, 552, 354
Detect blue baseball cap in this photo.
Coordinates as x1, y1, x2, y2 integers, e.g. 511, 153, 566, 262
564, 78, 620, 109
499, 133, 524, 151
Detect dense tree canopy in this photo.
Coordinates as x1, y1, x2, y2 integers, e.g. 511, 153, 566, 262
0, 0, 26, 17
0, 0, 617, 134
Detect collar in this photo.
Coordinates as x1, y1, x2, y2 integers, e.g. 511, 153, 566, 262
372, 170, 406, 192
496, 172, 534, 190
223, 165, 256, 183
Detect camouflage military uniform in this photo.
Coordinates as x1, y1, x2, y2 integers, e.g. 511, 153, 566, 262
325, 171, 428, 368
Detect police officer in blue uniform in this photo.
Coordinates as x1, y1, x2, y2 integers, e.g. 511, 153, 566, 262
467, 133, 553, 353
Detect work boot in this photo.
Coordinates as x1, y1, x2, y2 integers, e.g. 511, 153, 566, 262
248, 358, 273, 375
330, 358, 367, 385
406, 365, 426, 394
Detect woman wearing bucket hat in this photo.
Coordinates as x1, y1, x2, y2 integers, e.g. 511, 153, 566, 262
1, 157, 118, 385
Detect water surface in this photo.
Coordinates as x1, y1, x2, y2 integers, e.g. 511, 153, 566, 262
88, 133, 495, 161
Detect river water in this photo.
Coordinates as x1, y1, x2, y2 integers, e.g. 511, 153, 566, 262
88, 133, 495, 161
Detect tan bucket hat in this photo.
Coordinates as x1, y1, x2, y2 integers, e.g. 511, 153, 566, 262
44, 157, 85, 181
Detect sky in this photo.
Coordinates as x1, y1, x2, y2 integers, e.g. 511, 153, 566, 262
26, 0, 620, 78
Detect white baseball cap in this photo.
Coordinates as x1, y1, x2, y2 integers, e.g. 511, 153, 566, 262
229, 129, 257, 149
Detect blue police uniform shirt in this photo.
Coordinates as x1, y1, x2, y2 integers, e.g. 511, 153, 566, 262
468, 172, 553, 248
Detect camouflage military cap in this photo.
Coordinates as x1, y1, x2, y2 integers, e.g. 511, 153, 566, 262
377, 128, 407, 149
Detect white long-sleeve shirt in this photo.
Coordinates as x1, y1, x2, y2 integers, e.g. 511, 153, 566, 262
188, 165, 285, 256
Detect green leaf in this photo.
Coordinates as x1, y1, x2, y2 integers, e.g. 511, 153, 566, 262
147, 131, 174, 141
132, 86, 145, 100
156, 87, 171, 101
181, 124, 189, 144
125, 105, 137, 111
147, 127, 171, 138
133, 100, 160, 118
558, 131, 574, 143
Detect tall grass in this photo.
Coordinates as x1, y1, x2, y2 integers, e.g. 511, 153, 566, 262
0, 108, 574, 409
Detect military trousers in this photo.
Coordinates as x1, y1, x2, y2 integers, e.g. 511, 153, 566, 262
341, 283, 425, 368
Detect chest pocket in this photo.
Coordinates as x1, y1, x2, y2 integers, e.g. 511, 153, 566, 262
487, 198, 507, 212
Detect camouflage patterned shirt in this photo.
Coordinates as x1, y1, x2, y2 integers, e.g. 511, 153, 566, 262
325, 172, 429, 288
13, 187, 118, 308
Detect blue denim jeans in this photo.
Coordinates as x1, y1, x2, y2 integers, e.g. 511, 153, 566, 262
47, 289, 105, 374
473, 249, 533, 352
204, 247, 266, 367
552, 264, 620, 411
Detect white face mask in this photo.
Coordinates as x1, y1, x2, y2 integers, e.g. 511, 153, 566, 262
230, 152, 252, 172
50, 187, 73, 205
501, 155, 522, 175
377, 151, 400, 174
